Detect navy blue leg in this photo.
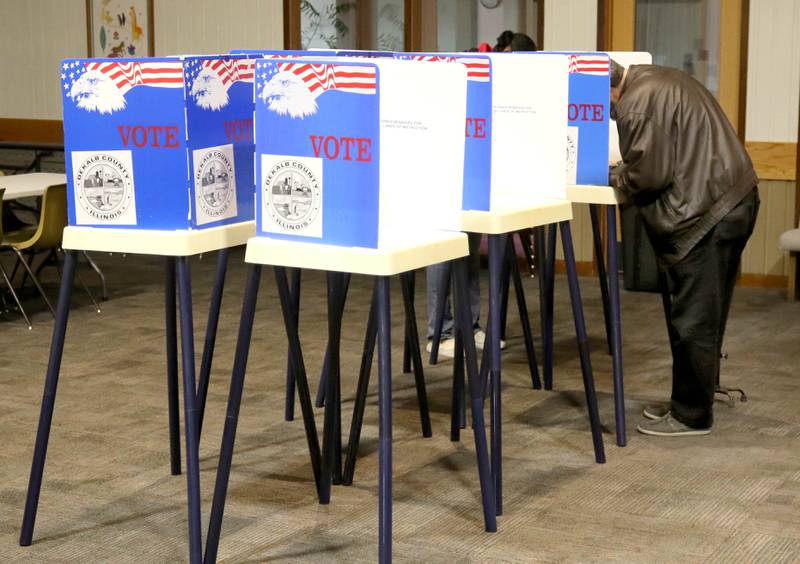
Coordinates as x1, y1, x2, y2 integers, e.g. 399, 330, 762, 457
402, 271, 414, 374
508, 237, 542, 389
315, 273, 350, 408
175, 257, 203, 564
165, 257, 181, 476
376, 276, 393, 564
488, 233, 506, 515
401, 271, 432, 438
343, 282, 378, 486
274, 267, 323, 494
429, 262, 451, 365
197, 248, 229, 436
204, 264, 262, 564
544, 224, 556, 390
285, 268, 301, 421
559, 222, 606, 464
19, 250, 77, 547
453, 256, 497, 532
499, 238, 512, 341
607, 206, 627, 446
590, 204, 614, 355
451, 330, 465, 442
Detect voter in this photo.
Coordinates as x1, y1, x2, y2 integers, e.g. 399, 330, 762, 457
609, 59, 759, 437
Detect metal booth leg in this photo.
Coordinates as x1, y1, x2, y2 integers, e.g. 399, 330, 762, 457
589, 204, 614, 355
342, 282, 378, 486
429, 262, 452, 364
165, 257, 181, 476
204, 263, 262, 564
175, 257, 203, 564
284, 268, 301, 421
559, 223, 606, 464
487, 233, 507, 515
453, 256, 497, 532
315, 273, 350, 408
606, 206, 627, 446
19, 250, 77, 547
506, 236, 541, 389
376, 275, 393, 564
400, 271, 432, 438
197, 248, 229, 436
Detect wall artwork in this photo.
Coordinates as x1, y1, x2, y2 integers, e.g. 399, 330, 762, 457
86, 0, 154, 57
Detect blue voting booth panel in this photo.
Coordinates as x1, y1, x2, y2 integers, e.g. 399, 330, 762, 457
399, 54, 491, 212
61, 56, 255, 230
563, 53, 610, 185
254, 58, 380, 248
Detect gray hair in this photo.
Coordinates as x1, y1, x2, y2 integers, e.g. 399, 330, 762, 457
610, 58, 625, 87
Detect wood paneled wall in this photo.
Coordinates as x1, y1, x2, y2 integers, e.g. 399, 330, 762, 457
741, 180, 797, 282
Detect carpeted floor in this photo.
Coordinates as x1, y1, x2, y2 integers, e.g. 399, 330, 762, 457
0, 248, 798, 563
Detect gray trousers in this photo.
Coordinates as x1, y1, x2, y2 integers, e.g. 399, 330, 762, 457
426, 233, 482, 339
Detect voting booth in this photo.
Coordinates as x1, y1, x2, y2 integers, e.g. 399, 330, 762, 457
253, 56, 467, 248
61, 55, 255, 230
560, 53, 611, 185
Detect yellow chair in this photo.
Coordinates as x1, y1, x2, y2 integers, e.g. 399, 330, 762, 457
0, 187, 33, 328
1, 184, 68, 317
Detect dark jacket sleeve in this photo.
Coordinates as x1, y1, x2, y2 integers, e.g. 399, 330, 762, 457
611, 112, 674, 199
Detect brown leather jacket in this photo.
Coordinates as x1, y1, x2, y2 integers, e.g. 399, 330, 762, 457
611, 65, 758, 267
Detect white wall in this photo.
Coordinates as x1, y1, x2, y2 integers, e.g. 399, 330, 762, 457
745, 0, 800, 143
543, 0, 597, 51
476, 0, 520, 48
0, 0, 283, 121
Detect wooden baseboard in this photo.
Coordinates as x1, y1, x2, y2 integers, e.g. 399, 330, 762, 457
0, 118, 63, 144
738, 273, 788, 288
554, 259, 596, 277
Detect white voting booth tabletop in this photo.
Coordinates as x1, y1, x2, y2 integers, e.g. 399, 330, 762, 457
460, 198, 573, 234
0, 173, 67, 200
62, 221, 255, 256
245, 231, 468, 276
567, 183, 625, 205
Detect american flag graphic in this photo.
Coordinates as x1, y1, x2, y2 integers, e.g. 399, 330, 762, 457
568, 55, 609, 76
77, 60, 184, 93
274, 62, 377, 95
409, 55, 490, 82
201, 58, 255, 84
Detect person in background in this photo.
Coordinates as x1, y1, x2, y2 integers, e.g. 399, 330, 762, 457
494, 30, 515, 52
609, 59, 759, 437
504, 33, 537, 52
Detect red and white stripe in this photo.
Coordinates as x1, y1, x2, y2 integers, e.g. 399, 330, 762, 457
410, 55, 490, 82
201, 58, 255, 84
84, 61, 184, 93
568, 55, 609, 76
277, 62, 376, 95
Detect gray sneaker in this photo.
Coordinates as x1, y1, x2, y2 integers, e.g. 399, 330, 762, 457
637, 412, 711, 437
642, 402, 670, 420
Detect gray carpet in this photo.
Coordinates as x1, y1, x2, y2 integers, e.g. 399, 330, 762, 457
1, 248, 798, 563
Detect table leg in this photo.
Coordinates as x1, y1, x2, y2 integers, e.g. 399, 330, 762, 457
165, 258, 181, 475
429, 262, 451, 365
197, 249, 229, 436
499, 236, 512, 342
453, 256, 497, 532
285, 268, 301, 421
559, 223, 606, 464
175, 257, 203, 564
315, 273, 350, 408
590, 204, 614, 355
342, 282, 378, 486
606, 206, 627, 447
544, 224, 556, 390
376, 275, 393, 564
451, 331, 465, 442
488, 233, 506, 515
402, 271, 414, 374
274, 267, 323, 494
19, 250, 77, 547
507, 237, 541, 389
203, 263, 262, 564
400, 271, 432, 438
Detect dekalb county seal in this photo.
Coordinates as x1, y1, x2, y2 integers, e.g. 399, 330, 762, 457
196, 149, 235, 218
264, 159, 321, 232
566, 132, 578, 174
74, 153, 134, 221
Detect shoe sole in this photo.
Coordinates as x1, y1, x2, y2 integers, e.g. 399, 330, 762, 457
636, 425, 711, 437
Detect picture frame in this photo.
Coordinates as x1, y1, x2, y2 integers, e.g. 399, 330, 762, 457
85, 0, 154, 57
